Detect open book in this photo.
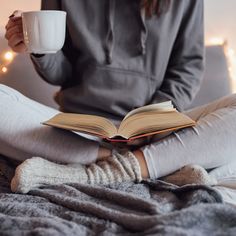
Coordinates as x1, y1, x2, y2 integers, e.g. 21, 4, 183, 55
43, 101, 195, 142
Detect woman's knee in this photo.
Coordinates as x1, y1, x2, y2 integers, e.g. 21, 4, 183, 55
0, 84, 22, 101
220, 93, 236, 107
230, 93, 236, 106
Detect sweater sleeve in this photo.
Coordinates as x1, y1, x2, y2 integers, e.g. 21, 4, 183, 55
149, 0, 205, 111
30, 0, 72, 86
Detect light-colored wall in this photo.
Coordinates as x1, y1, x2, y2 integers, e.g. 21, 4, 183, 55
0, 0, 236, 47
0, 0, 40, 33
205, 0, 236, 50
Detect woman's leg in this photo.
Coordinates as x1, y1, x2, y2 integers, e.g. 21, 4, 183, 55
10, 92, 236, 193
11, 150, 142, 193
140, 94, 236, 179
0, 84, 100, 164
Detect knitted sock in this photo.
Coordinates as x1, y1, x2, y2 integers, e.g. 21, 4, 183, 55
161, 164, 217, 186
11, 151, 142, 193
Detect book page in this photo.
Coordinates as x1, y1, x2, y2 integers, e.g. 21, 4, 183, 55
73, 131, 103, 142
43, 113, 118, 138
123, 101, 174, 121
118, 110, 195, 139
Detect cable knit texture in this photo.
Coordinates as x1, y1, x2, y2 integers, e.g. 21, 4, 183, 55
162, 164, 217, 186
11, 151, 142, 193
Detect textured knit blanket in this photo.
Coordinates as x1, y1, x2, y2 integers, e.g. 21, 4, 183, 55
0, 155, 236, 236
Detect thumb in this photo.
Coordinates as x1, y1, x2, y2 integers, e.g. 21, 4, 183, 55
9, 10, 23, 19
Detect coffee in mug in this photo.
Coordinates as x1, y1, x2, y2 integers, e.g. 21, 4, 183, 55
21, 10, 66, 54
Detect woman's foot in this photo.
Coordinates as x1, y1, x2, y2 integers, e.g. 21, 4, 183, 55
162, 164, 217, 186
11, 151, 142, 193
11, 157, 88, 193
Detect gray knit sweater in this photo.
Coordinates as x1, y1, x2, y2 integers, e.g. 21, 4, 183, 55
31, 0, 204, 121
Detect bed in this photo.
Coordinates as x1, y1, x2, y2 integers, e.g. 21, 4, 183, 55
0, 154, 236, 235
1, 45, 236, 234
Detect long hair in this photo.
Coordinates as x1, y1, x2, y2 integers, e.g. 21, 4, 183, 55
141, 0, 170, 17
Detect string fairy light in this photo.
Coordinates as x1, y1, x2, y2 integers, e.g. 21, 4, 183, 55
1, 66, 8, 73
206, 37, 225, 46
0, 50, 16, 75
0, 40, 236, 92
206, 37, 236, 93
4, 51, 14, 62
225, 47, 236, 92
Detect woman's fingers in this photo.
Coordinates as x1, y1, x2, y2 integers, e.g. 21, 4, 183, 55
8, 32, 26, 53
5, 24, 23, 40
5, 11, 26, 53
126, 136, 151, 147
11, 43, 27, 54
5, 17, 22, 31
8, 33, 24, 47
8, 10, 23, 20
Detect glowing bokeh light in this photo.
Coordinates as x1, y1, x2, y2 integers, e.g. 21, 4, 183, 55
206, 37, 225, 46
206, 37, 236, 93
4, 51, 14, 61
1, 66, 8, 73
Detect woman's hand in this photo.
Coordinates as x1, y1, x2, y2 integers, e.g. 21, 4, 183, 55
126, 136, 151, 147
5, 10, 27, 53
126, 131, 174, 149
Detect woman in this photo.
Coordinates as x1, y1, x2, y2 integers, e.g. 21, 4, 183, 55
2, 0, 236, 194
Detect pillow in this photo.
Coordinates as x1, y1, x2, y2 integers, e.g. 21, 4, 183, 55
189, 45, 232, 109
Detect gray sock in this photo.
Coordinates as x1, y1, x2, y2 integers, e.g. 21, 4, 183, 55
11, 151, 142, 193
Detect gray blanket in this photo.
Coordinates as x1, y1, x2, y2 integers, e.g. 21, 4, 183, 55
0, 155, 236, 236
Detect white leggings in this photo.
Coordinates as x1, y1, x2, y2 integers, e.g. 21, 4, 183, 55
0, 84, 99, 165
142, 94, 236, 179
0, 84, 236, 180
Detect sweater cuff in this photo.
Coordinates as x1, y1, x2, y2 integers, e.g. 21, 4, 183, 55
30, 53, 55, 71
31, 53, 45, 58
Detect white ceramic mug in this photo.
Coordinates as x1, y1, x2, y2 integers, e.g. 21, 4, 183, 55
21, 10, 67, 54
